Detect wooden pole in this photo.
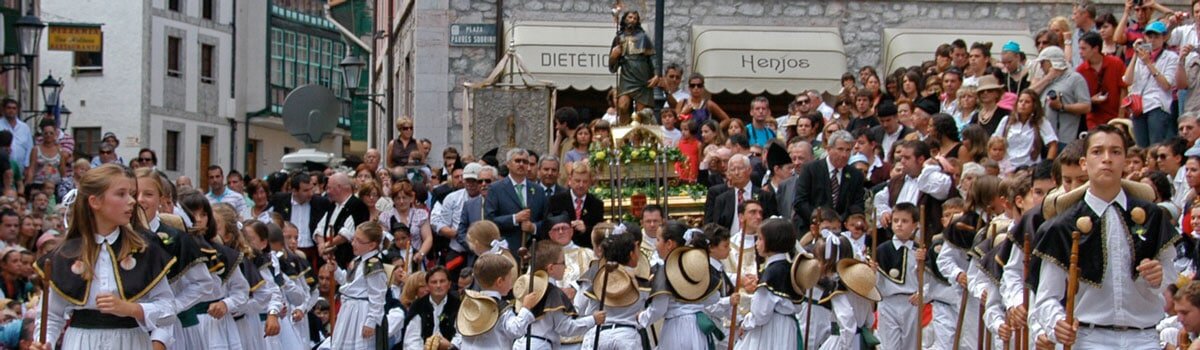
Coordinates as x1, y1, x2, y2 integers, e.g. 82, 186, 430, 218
38, 259, 49, 344
804, 288, 814, 350
727, 226, 751, 350
523, 235, 539, 350
592, 262, 616, 350
915, 206, 926, 350
979, 292, 988, 350
1064, 217, 1089, 350
1021, 223, 1033, 350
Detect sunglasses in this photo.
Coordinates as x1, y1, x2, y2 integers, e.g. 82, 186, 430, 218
138, 158, 154, 162
797, 99, 810, 105
100, 151, 113, 155
689, 83, 704, 88
399, 126, 413, 131
1156, 154, 1170, 160
512, 159, 531, 165
1037, 40, 1050, 46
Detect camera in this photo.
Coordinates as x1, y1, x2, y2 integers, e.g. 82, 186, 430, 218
1137, 41, 1153, 52
1048, 90, 1058, 99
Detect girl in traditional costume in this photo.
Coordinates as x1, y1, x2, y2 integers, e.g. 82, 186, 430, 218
734, 218, 805, 350
180, 192, 249, 350
330, 221, 388, 350
33, 164, 176, 350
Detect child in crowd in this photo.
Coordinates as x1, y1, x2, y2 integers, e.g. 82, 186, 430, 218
734, 218, 803, 349
329, 222, 388, 350
875, 203, 926, 350
941, 198, 965, 230
450, 253, 537, 349
512, 240, 603, 350
987, 136, 1011, 174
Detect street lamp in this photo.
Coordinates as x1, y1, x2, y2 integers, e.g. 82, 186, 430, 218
59, 105, 71, 127
39, 75, 61, 110
339, 54, 366, 93
1, 13, 43, 72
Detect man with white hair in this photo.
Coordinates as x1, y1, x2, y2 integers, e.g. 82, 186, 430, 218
484, 148, 547, 255
704, 154, 777, 232
313, 172, 370, 268
1179, 112, 1200, 150
794, 130, 866, 233
809, 90, 834, 121
364, 148, 383, 171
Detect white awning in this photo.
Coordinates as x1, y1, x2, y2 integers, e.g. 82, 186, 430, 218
690, 26, 847, 95
506, 21, 617, 91
882, 28, 1037, 74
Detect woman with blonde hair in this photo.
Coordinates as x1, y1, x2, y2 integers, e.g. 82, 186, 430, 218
954, 85, 979, 133
388, 117, 419, 168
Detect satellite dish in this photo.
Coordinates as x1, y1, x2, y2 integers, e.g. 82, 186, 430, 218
282, 85, 340, 145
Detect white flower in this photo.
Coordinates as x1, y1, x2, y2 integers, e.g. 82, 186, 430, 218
120, 256, 137, 271
70, 260, 84, 275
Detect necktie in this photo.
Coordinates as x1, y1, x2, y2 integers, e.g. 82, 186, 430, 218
575, 197, 584, 219
516, 183, 526, 208
736, 189, 744, 208
831, 168, 841, 205
545, 185, 553, 197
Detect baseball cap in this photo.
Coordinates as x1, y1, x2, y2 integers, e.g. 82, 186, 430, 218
102, 132, 119, 146
1001, 41, 1021, 54
1145, 21, 1168, 35
849, 153, 868, 166
462, 162, 483, 180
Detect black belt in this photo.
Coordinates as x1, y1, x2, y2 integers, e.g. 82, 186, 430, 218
599, 323, 637, 331
234, 314, 245, 321
343, 295, 368, 301
70, 309, 139, 329
523, 334, 552, 343
1078, 322, 1155, 331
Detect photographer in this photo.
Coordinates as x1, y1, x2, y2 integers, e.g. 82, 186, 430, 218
1037, 46, 1093, 149
1123, 21, 1180, 147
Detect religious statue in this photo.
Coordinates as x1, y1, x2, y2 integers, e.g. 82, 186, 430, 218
609, 10, 659, 125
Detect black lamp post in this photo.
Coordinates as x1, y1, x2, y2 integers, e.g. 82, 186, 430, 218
339, 54, 366, 94
37, 74, 61, 127
13, 13, 44, 69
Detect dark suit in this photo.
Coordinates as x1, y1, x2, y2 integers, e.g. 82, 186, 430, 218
430, 184, 458, 206
483, 176, 547, 253
704, 184, 729, 221
772, 175, 799, 220
269, 192, 331, 236
538, 183, 568, 199
547, 191, 604, 248
698, 169, 726, 188
705, 185, 777, 230
869, 125, 915, 156
316, 195, 371, 268
793, 159, 867, 232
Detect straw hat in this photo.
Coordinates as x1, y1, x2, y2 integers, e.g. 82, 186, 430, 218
1042, 179, 1156, 218
591, 265, 639, 307
836, 258, 881, 301
665, 247, 712, 301
791, 252, 821, 294
456, 290, 500, 337
513, 271, 550, 307
975, 75, 1004, 92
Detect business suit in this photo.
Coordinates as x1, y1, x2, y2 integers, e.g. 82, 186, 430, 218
483, 176, 547, 254
705, 185, 777, 230
698, 169, 726, 189
537, 182, 568, 199
793, 158, 867, 233
547, 191, 604, 248
269, 192, 331, 235
704, 183, 729, 221
870, 125, 915, 157
771, 175, 799, 220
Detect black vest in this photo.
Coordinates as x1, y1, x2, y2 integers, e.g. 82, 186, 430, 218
141, 224, 207, 282
404, 295, 460, 343
38, 229, 175, 305
1034, 197, 1180, 285
323, 204, 357, 268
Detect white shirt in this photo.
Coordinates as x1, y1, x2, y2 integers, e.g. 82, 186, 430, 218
1035, 189, 1177, 343
1131, 49, 1180, 113
290, 197, 314, 248
729, 182, 753, 234
335, 250, 387, 327
817, 103, 835, 120
206, 188, 251, 220
872, 164, 954, 226
431, 188, 474, 253
991, 116, 1058, 168
739, 254, 798, 331
661, 127, 682, 147
881, 128, 904, 162
313, 197, 356, 243
1172, 166, 1191, 213
1169, 23, 1200, 49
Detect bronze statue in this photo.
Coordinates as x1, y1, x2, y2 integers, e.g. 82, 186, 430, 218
609, 10, 659, 125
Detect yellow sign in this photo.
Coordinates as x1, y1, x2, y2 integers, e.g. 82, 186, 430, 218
48, 26, 102, 52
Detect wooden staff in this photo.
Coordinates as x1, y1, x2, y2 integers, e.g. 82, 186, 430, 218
1064, 217, 1091, 350
523, 234, 539, 350
979, 291, 988, 350
1021, 222, 1033, 350
727, 227, 751, 350
592, 262, 617, 350
915, 206, 926, 350
804, 288, 814, 350
38, 259, 50, 344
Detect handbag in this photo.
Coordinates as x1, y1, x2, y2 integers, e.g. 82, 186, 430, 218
1122, 94, 1145, 117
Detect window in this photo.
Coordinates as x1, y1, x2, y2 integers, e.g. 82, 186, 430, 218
167, 36, 182, 78
201, 0, 214, 20
168, 0, 180, 12
200, 44, 215, 84
72, 127, 101, 160
165, 130, 180, 171
73, 51, 103, 73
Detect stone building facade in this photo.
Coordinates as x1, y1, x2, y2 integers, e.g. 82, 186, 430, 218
377, 0, 1185, 163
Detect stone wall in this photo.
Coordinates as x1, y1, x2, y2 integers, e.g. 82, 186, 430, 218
440, 0, 1174, 147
